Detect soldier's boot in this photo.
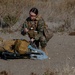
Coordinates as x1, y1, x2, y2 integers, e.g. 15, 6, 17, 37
41, 47, 48, 55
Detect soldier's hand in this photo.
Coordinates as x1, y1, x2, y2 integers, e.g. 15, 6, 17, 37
30, 38, 35, 42
24, 28, 29, 32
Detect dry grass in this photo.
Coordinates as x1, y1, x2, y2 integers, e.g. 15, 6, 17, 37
0, 0, 75, 20
0, 0, 75, 31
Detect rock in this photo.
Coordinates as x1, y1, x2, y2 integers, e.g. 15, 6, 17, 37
69, 31, 75, 36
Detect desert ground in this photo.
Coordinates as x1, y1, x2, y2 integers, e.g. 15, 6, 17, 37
0, 0, 75, 75
0, 30, 75, 75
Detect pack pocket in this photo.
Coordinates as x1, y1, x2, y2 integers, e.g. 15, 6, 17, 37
43, 26, 53, 41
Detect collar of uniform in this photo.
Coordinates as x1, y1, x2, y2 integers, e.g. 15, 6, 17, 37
36, 15, 42, 21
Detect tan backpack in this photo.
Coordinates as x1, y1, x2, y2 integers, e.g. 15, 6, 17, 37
14, 39, 29, 54
3, 40, 16, 53
3, 39, 29, 54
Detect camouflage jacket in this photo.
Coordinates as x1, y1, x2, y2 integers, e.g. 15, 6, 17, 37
22, 16, 45, 40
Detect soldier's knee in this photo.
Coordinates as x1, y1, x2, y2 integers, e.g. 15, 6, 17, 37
40, 36, 47, 47
40, 36, 46, 42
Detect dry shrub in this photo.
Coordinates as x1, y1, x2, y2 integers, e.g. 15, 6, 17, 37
43, 70, 56, 75
1, 0, 74, 20
3, 14, 18, 27
0, 0, 36, 17
69, 31, 75, 36
0, 71, 8, 75
0, 0, 75, 31
30, 72, 37, 75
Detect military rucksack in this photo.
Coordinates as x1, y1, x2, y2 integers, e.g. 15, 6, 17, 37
43, 24, 53, 41
3, 39, 29, 54
14, 39, 29, 54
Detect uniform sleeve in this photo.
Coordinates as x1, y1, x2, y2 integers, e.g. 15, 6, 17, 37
34, 18, 45, 40
21, 21, 28, 36
22, 21, 28, 29
22, 17, 30, 29
37, 18, 45, 33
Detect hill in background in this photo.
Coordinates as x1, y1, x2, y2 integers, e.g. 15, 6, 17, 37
0, 0, 75, 31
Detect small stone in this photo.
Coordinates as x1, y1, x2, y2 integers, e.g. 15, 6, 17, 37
49, 57, 51, 59
72, 67, 74, 69
68, 57, 70, 60
57, 53, 59, 55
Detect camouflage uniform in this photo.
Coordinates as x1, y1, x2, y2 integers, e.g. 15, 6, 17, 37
21, 16, 47, 48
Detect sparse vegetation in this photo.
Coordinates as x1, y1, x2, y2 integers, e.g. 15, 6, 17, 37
3, 15, 18, 27
0, 1, 75, 75
0, 0, 75, 31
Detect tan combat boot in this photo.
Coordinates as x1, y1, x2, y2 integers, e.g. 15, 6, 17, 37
41, 47, 48, 55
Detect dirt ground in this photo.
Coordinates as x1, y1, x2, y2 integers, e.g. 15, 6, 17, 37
0, 31, 75, 75
0, 0, 75, 75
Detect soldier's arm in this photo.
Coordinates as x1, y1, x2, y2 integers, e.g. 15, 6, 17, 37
21, 21, 29, 36
34, 18, 45, 40
37, 17, 45, 34
23, 21, 29, 32
22, 21, 29, 32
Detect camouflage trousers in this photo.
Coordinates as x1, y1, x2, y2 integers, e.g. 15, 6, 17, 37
32, 36, 47, 48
